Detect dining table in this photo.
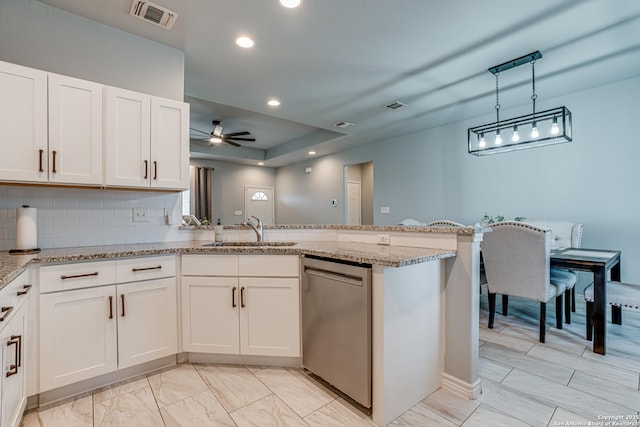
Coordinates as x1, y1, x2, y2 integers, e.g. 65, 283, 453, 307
550, 248, 621, 355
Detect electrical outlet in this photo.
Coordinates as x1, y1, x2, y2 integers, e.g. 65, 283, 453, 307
132, 207, 149, 222
377, 234, 390, 245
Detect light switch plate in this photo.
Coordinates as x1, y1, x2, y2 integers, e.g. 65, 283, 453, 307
235, 210, 243, 216
377, 234, 390, 245
380, 206, 391, 214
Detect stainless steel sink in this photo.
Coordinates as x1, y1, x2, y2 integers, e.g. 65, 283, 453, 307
201, 241, 297, 247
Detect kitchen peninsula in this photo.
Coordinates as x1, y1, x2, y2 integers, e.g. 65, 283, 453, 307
0, 224, 484, 427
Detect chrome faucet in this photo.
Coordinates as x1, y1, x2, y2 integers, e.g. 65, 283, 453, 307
241, 216, 263, 242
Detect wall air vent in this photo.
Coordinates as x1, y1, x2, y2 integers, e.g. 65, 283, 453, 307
129, 0, 178, 30
385, 101, 409, 110
334, 121, 354, 128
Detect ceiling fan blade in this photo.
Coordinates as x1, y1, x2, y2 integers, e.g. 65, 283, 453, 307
228, 137, 255, 142
189, 128, 210, 135
224, 140, 242, 147
190, 135, 210, 141
223, 131, 251, 137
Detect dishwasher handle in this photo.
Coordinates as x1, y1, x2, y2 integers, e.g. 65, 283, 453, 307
304, 266, 363, 286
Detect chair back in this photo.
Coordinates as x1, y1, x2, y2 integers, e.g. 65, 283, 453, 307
524, 219, 583, 250
426, 220, 465, 227
482, 221, 554, 302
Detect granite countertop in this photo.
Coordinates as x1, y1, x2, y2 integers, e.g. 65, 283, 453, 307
182, 223, 483, 234
0, 240, 455, 289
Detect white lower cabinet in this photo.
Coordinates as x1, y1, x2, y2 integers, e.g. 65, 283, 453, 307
1, 302, 28, 427
39, 257, 177, 392
182, 255, 301, 357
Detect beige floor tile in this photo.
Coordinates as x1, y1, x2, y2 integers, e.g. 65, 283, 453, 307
230, 394, 307, 427
479, 327, 534, 354
196, 364, 271, 412
93, 386, 164, 427
478, 378, 555, 426
479, 357, 511, 383
249, 366, 336, 417
548, 407, 593, 426
93, 376, 149, 404
21, 395, 93, 427
160, 390, 235, 427
481, 342, 574, 385
387, 400, 456, 426
304, 398, 376, 427
148, 364, 209, 407
420, 388, 481, 425
527, 344, 639, 389
581, 347, 640, 374
461, 404, 530, 427
499, 323, 588, 356
502, 369, 632, 422
568, 370, 640, 412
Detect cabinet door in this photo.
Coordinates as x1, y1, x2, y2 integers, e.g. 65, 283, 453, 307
239, 277, 300, 357
182, 276, 240, 354
150, 96, 189, 190
116, 278, 177, 369
0, 60, 48, 183
48, 73, 103, 185
1, 303, 27, 427
104, 86, 151, 188
40, 286, 117, 392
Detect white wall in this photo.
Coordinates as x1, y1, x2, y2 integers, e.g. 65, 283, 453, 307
0, 0, 184, 100
276, 75, 640, 283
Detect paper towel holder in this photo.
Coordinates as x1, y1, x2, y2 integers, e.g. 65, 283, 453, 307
9, 205, 41, 255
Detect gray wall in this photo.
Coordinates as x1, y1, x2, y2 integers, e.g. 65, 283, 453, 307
0, 0, 184, 100
275, 75, 640, 283
190, 160, 276, 226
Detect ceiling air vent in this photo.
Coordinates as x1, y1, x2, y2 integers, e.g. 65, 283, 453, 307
334, 121, 354, 128
129, 0, 178, 30
385, 101, 409, 110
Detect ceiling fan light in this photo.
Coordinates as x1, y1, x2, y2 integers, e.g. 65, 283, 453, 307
209, 135, 222, 144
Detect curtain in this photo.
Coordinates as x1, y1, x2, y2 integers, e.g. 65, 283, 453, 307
191, 166, 212, 222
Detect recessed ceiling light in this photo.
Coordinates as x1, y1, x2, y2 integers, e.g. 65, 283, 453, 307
308, 151, 316, 155
279, 0, 302, 8
235, 36, 254, 48
258, 162, 265, 166
267, 99, 281, 107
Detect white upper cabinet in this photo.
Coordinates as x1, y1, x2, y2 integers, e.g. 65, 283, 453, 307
48, 73, 103, 185
105, 87, 189, 190
0, 60, 48, 183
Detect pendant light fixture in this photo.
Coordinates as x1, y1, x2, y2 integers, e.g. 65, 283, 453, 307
468, 51, 572, 155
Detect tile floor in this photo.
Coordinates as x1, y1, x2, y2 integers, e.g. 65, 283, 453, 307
22, 282, 640, 426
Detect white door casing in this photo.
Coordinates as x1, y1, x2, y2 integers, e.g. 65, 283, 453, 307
346, 180, 362, 225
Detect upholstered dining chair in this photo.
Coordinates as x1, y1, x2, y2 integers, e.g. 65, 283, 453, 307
583, 281, 640, 340
426, 220, 466, 227
482, 221, 577, 343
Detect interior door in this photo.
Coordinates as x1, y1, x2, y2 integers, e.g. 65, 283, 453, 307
347, 180, 362, 225
245, 186, 274, 225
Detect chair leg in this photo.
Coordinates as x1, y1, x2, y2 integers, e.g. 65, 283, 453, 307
571, 286, 576, 312
555, 294, 563, 330
488, 292, 496, 329
564, 289, 571, 324
612, 306, 622, 325
586, 301, 593, 341
539, 302, 546, 343
502, 294, 509, 316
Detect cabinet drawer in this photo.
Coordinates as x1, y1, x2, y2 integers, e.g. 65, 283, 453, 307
39, 261, 117, 294
0, 270, 31, 323
182, 255, 239, 276
116, 255, 176, 283
238, 255, 300, 277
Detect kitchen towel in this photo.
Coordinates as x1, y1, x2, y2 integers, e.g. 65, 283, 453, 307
15, 206, 38, 251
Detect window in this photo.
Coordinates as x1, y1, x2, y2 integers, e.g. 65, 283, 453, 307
251, 191, 269, 201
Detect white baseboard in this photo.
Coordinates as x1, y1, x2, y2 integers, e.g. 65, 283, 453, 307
441, 373, 482, 399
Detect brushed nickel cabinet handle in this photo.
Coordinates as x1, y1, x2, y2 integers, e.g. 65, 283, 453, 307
121, 294, 125, 317
132, 266, 161, 272
240, 287, 246, 308
232, 287, 237, 308
17, 285, 32, 296
144, 160, 148, 179
0, 306, 14, 322
52, 150, 57, 173
108, 296, 113, 319
153, 161, 158, 180
61, 272, 98, 280
38, 149, 44, 172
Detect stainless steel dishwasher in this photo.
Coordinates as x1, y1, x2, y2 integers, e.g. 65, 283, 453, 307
302, 255, 372, 408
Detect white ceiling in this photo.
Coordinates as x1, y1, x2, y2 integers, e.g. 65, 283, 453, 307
37, 0, 640, 166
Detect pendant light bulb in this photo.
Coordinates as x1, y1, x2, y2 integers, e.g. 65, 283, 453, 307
550, 117, 559, 135
531, 122, 539, 139
512, 125, 520, 142
478, 133, 486, 148
495, 130, 502, 146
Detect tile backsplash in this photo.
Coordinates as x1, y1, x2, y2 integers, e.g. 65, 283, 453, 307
0, 185, 189, 250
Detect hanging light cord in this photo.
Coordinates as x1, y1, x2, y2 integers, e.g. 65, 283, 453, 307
495, 72, 501, 125
531, 60, 537, 117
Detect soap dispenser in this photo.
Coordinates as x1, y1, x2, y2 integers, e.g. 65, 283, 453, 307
214, 218, 224, 242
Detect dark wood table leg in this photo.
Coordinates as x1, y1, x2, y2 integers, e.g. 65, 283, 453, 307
592, 267, 607, 355
610, 261, 622, 325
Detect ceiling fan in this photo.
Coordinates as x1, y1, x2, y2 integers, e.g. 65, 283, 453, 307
190, 120, 256, 147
